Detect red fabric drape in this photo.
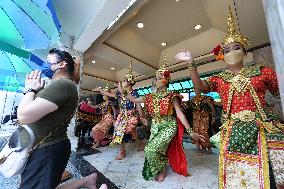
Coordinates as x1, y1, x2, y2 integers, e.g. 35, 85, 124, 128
167, 118, 188, 176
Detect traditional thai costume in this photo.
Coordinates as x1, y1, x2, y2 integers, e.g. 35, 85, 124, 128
188, 96, 212, 149
142, 91, 188, 180
111, 90, 139, 144
111, 62, 140, 145
92, 86, 114, 145
142, 56, 188, 180
207, 7, 284, 189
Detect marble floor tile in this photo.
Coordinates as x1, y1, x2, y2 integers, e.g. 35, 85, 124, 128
83, 142, 219, 189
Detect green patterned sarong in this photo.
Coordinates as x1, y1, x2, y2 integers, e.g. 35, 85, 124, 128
142, 118, 177, 180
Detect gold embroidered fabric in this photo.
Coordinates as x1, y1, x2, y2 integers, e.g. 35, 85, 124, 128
152, 91, 170, 124
217, 65, 263, 82
229, 75, 250, 94
231, 110, 256, 122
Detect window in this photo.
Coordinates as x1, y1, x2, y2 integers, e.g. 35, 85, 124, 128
135, 70, 220, 96
180, 81, 191, 89
137, 89, 144, 96
168, 84, 175, 91
143, 88, 150, 94
172, 83, 182, 90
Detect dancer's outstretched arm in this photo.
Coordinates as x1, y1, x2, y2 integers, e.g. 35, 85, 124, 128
172, 96, 205, 142
175, 50, 210, 92
116, 82, 144, 103
92, 87, 116, 98
126, 94, 144, 103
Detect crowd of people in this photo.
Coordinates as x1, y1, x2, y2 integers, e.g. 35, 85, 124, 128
10, 6, 283, 189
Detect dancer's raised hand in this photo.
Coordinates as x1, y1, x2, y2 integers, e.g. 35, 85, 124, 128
175, 49, 194, 63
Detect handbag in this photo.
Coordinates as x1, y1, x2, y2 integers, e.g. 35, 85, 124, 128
0, 125, 35, 178
0, 113, 74, 178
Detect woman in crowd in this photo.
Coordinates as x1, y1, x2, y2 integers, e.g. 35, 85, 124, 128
18, 48, 81, 189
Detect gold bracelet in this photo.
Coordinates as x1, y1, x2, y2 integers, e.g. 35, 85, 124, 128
186, 127, 193, 134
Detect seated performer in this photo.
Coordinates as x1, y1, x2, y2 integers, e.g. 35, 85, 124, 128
76, 98, 100, 142
122, 55, 204, 182
79, 98, 96, 114
175, 6, 284, 189
91, 85, 115, 148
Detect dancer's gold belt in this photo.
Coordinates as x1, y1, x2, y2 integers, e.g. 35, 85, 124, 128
230, 110, 256, 122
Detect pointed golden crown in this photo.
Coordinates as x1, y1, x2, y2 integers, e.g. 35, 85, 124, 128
156, 52, 171, 80
222, 6, 250, 48
125, 60, 135, 85
157, 52, 169, 74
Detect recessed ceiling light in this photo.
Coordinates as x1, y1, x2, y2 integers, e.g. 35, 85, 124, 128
110, 67, 115, 70
173, 0, 181, 2
137, 22, 144, 28
92, 60, 96, 64
194, 24, 202, 30
161, 42, 167, 47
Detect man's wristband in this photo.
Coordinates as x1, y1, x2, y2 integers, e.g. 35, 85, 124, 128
23, 88, 37, 95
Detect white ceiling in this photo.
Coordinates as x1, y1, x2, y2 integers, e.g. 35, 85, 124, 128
48, 0, 270, 94
50, 0, 133, 52
52, 0, 104, 38
124, 0, 212, 49
81, 0, 270, 92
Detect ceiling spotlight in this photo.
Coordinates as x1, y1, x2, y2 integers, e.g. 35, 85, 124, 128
110, 67, 115, 70
161, 42, 167, 47
194, 24, 202, 30
92, 60, 96, 64
137, 22, 144, 28
173, 0, 181, 2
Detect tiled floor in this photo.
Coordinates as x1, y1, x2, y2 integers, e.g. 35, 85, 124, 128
84, 143, 219, 189
0, 123, 220, 189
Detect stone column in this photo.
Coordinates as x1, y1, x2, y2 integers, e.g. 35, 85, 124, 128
262, 0, 284, 114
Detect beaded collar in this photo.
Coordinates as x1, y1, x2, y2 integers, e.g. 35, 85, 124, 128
217, 64, 264, 82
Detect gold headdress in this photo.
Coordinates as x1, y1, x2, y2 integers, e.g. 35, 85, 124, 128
222, 6, 250, 48
156, 53, 171, 82
125, 60, 135, 85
